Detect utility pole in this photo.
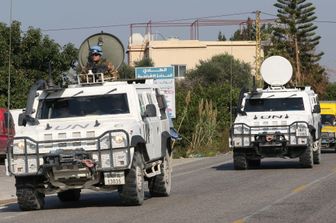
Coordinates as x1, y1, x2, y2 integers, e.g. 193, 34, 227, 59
255, 10, 261, 83
294, 35, 301, 85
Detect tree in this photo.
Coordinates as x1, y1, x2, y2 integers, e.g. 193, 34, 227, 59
172, 54, 251, 156
186, 53, 252, 89
173, 79, 240, 157
218, 31, 227, 41
134, 57, 154, 67
322, 83, 336, 101
118, 63, 135, 79
0, 21, 78, 108
230, 18, 273, 41
270, 0, 325, 88
231, 18, 255, 41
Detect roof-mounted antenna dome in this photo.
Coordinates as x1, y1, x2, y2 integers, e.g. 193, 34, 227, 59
260, 56, 293, 86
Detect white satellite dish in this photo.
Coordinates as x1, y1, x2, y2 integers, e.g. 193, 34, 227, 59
260, 56, 293, 86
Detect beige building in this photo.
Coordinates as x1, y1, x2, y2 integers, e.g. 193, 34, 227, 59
127, 38, 261, 77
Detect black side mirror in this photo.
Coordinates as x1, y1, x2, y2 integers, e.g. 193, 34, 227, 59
313, 104, 320, 113
18, 112, 39, 126
234, 106, 247, 116
144, 104, 157, 117
18, 113, 27, 126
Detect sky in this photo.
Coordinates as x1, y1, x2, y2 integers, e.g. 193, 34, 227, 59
1, 0, 336, 74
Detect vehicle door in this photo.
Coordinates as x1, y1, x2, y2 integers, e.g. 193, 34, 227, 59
141, 92, 161, 160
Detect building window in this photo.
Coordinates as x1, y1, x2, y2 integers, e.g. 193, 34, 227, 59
172, 65, 186, 78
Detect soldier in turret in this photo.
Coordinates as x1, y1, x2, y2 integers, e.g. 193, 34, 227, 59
82, 45, 119, 80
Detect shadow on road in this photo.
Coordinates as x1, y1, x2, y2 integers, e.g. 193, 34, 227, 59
321, 149, 336, 154
0, 157, 5, 165
212, 162, 234, 171
213, 160, 305, 171
0, 191, 153, 212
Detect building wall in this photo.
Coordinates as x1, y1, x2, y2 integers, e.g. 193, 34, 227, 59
127, 39, 261, 73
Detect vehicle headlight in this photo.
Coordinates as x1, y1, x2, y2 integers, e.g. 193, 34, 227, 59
13, 140, 26, 154
232, 137, 242, 147
321, 132, 328, 138
113, 135, 124, 144
17, 141, 25, 149
233, 125, 249, 135
291, 124, 308, 137
112, 134, 126, 148
113, 149, 129, 167
100, 134, 127, 150
328, 132, 335, 138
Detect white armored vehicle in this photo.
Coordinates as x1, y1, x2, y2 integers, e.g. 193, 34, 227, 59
7, 33, 175, 211
230, 56, 321, 170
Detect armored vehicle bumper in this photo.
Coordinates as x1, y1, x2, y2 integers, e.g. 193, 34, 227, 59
230, 122, 310, 158
7, 130, 132, 191
321, 132, 336, 149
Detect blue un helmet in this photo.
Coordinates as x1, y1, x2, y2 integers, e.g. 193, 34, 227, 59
90, 45, 103, 56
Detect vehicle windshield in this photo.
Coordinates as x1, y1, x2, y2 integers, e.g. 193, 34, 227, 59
321, 114, 336, 126
244, 98, 305, 112
38, 94, 129, 119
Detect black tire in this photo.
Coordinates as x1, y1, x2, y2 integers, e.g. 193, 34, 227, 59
16, 187, 45, 211
247, 159, 261, 168
149, 150, 172, 197
313, 149, 321, 164
119, 152, 145, 205
234, 154, 247, 170
300, 144, 313, 168
57, 189, 81, 202
313, 140, 321, 164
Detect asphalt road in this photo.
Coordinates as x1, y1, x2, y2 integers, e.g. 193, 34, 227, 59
1, 152, 336, 223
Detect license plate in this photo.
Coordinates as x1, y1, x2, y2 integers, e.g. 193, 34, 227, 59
104, 172, 125, 185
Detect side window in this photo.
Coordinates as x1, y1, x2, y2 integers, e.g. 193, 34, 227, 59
310, 96, 316, 111
146, 93, 153, 105
315, 96, 321, 113
156, 90, 167, 119
138, 94, 145, 116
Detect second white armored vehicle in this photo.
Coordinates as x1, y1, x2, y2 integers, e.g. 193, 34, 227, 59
230, 56, 321, 170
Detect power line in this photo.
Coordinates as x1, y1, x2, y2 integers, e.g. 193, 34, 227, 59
34, 11, 336, 33
315, 20, 336, 24
41, 12, 254, 32
260, 10, 336, 24
42, 23, 130, 32
260, 11, 277, 17
155, 11, 254, 23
